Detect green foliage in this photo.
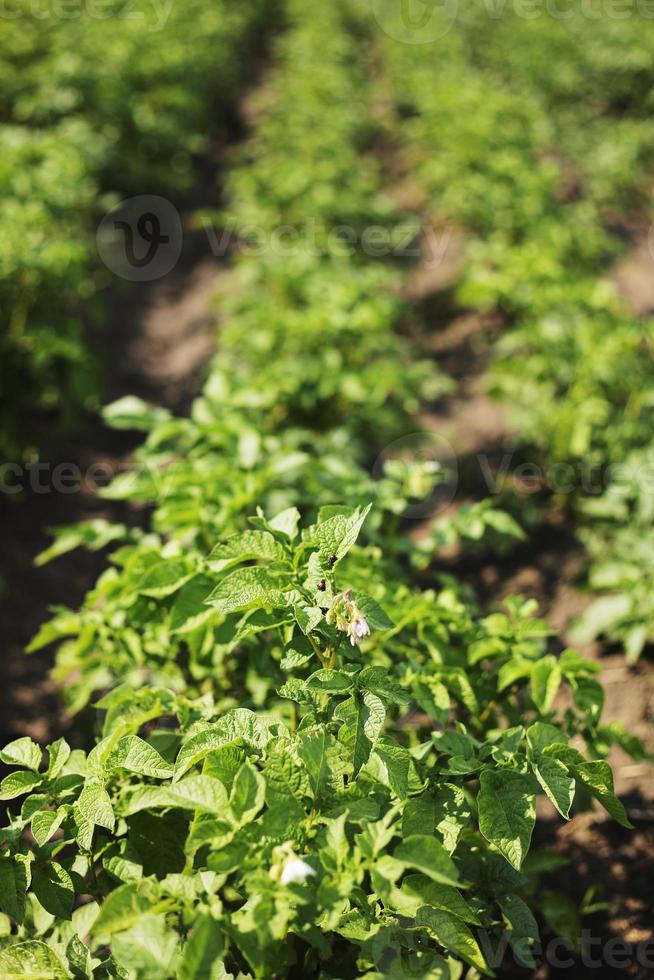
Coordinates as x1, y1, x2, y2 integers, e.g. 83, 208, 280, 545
1, 1, 646, 975
0, 513, 634, 975
378, 3, 654, 657
0, 0, 271, 458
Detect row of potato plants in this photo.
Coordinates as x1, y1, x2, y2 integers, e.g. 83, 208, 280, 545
0, 0, 271, 459
0, 1, 643, 976
376, 0, 654, 661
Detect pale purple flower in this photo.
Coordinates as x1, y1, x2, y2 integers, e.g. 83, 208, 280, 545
348, 616, 370, 646
327, 589, 372, 647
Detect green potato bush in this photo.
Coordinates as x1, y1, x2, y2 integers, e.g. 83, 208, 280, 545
0, 0, 270, 458
377, 3, 654, 657
0, 2, 644, 975
0, 506, 636, 977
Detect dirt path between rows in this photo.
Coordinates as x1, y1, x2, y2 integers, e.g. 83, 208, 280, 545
0, 235, 222, 748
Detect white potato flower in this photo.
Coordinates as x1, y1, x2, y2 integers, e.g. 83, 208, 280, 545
279, 856, 316, 885
326, 589, 371, 646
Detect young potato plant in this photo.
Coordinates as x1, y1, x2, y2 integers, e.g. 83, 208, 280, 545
30, 446, 523, 717
376, 4, 654, 662
0, 0, 271, 458
211, 0, 447, 444
0, 507, 634, 978
26, 0, 528, 716
569, 450, 654, 662
4, 5, 642, 976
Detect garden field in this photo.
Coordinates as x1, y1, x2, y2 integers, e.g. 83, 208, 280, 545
0, 1, 653, 977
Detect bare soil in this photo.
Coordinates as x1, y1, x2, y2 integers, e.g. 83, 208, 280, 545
0, 235, 222, 746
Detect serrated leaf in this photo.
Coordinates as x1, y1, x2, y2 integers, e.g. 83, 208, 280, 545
394, 835, 462, 887
126, 776, 229, 816
112, 912, 179, 979
205, 567, 284, 614
208, 530, 285, 572
0, 738, 42, 772
229, 763, 265, 826
0, 771, 42, 800
32, 862, 74, 919
313, 503, 372, 564
0, 940, 69, 978
0, 857, 28, 921
31, 809, 66, 847
178, 912, 224, 980
137, 558, 195, 599
478, 769, 536, 870
530, 656, 562, 713
105, 736, 174, 779
335, 692, 385, 775
416, 906, 490, 974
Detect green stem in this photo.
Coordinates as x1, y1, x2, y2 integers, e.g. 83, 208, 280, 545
308, 633, 329, 669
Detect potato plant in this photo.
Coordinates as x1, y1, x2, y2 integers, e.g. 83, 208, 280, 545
376, 1, 654, 657
0, 1, 646, 976
0, 507, 634, 977
0, 0, 270, 458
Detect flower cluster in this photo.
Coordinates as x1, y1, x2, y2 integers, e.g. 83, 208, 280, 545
326, 589, 371, 646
